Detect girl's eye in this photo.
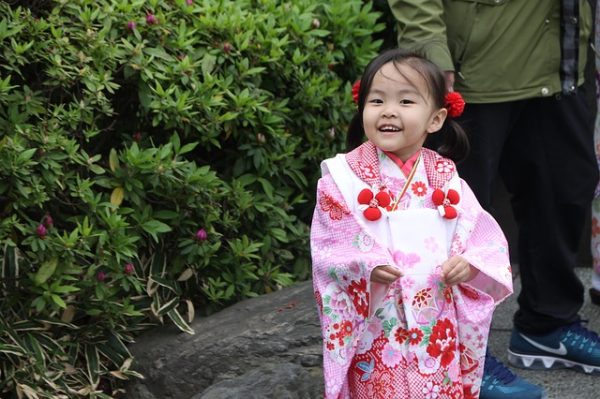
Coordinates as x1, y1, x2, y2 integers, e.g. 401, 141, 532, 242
368, 98, 383, 104
400, 99, 414, 104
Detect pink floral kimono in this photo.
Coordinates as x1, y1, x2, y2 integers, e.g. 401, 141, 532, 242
310, 142, 513, 399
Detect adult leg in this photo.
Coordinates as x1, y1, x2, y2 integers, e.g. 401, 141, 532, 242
457, 102, 546, 399
501, 92, 597, 334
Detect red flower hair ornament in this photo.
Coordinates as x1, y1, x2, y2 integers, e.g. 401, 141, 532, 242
352, 79, 361, 104
432, 188, 460, 219
357, 188, 391, 221
445, 91, 465, 118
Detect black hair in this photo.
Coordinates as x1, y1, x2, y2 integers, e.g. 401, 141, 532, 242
346, 48, 469, 162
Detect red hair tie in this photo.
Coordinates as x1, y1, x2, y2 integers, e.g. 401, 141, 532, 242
352, 79, 361, 104
445, 91, 465, 118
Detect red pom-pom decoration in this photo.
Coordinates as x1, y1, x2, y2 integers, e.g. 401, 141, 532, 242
446, 189, 460, 204
358, 187, 389, 221
357, 188, 373, 204
364, 207, 382, 221
445, 91, 465, 118
443, 206, 458, 219
432, 189, 446, 206
375, 191, 391, 208
432, 188, 461, 219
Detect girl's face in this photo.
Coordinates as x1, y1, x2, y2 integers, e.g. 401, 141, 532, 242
362, 62, 447, 161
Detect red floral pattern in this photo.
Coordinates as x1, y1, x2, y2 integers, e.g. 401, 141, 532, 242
435, 159, 455, 174
407, 328, 423, 345
459, 285, 480, 301
459, 343, 480, 374
350, 332, 466, 398
411, 181, 427, 197
443, 287, 453, 304
412, 288, 433, 308
348, 278, 369, 317
395, 327, 409, 344
329, 320, 354, 347
463, 384, 480, 399
427, 318, 457, 368
319, 191, 349, 220
357, 161, 377, 179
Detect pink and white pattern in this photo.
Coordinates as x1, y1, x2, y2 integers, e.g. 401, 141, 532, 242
311, 142, 513, 398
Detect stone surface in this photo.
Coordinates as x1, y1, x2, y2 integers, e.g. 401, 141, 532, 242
126, 280, 324, 399
195, 363, 321, 399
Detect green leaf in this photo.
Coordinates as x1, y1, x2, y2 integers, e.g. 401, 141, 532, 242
85, 344, 100, 386
141, 220, 172, 238
109, 148, 119, 172
145, 47, 175, 61
167, 308, 195, 335
50, 294, 66, 308
34, 258, 58, 285
201, 54, 216, 75
17, 148, 37, 163
157, 296, 179, 315
89, 164, 106, 174
257, 177, 274, 199
270, 227, 288, 243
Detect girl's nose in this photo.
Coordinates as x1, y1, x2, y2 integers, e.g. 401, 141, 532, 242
382, 107, 398, 118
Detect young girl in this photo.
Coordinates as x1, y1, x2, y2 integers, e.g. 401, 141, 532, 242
310, 48, 513, 399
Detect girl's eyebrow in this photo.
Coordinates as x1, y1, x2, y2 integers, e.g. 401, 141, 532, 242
369, 88, 420, 96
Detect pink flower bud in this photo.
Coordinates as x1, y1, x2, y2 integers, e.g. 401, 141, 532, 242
186, 0, 193, 5
36, 224, 47, 239
124, 263, 135, 275
43, 214, 53, 228
311, 18, 321, 29
133, 131, 142, 143
96, 271, 106, 282
195, 228, 207, 241
222, 42, 232, 54
146, 14, 158, 25
127, 21, 136, 30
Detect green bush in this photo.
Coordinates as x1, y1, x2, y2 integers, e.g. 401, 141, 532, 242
0, 0, 383, 397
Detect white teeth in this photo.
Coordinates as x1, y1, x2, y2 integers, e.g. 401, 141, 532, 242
379, 125, 400, 132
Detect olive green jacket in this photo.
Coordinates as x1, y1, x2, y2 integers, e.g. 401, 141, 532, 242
387, 0, 593, 103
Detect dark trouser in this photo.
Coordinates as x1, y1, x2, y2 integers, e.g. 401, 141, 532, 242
456, 91, 598, 334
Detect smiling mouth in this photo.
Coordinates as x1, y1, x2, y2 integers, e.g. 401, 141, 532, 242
378, 125, 401, 133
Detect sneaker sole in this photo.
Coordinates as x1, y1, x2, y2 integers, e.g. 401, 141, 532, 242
508, 349, 600, 374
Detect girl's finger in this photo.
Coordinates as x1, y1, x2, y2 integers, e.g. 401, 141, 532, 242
372, 269, 400, 284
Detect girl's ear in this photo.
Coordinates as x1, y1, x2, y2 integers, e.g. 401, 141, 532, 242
427, 108, 448, 134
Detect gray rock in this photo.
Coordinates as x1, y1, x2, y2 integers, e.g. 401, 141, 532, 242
194, 363, 320, 399
125, 280, 324, 399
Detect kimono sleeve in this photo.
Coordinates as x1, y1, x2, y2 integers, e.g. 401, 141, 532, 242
310, 174, 394, 398
453, 179, 513, 304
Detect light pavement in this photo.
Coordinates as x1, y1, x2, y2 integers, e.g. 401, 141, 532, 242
488, 267, 600, 398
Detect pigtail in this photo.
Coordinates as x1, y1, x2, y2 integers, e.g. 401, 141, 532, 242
434, 118, 470, 163
346, 113, 365, 151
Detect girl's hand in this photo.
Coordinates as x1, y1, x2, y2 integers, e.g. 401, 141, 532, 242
371, 265, 402, 284
441, 255, 478, 286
